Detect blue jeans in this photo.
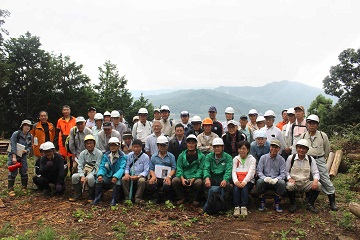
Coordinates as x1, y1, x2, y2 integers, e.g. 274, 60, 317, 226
233, 182, 254, 207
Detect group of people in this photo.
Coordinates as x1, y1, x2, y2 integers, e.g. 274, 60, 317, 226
6, 104, 338, 217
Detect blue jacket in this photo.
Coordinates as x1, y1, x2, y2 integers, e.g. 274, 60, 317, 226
97, 150, 126, 180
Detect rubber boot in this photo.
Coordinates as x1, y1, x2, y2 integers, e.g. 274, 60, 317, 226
306, 190, 320, 213
110, 185, 122, 206
87, 187, 95, 203
8, 176, 15, 190
288, 191, 297, 213
21, 176, 28, 190
69, 183, 82, 202
328, 194, 338, 211
91, 183, 103, 205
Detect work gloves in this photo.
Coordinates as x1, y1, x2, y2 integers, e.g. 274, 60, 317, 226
264, 177, 278, 185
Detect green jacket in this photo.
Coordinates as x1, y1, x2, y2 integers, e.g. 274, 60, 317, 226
203, 151, 232, 182
176, 150, 205, 179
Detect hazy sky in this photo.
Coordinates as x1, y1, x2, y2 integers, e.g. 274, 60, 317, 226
2, 0, 360, 90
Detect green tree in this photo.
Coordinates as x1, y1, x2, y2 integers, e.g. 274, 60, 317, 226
0, 9, 10, 87
128, 93, 154, 127
94, 60, 133, 116
308, 94, 335, 132
323, 48, 360, 125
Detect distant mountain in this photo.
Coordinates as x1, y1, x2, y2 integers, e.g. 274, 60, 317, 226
134, 81, 338, 122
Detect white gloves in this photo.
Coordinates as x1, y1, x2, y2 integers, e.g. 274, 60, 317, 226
270, 178, 279, 185
264, 177, 272, 183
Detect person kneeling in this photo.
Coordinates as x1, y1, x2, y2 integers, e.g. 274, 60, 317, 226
33, 142, 65, 196
286, 139, 322, 213
91, 137, 126, 206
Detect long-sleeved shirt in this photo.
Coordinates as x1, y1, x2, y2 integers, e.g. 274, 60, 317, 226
160, 119, 175, 138
77, 148, 103, 177
257, 153, 286, 180
299, 131, 330, 158
149, 152, 176, 171
97, 150, 126, 180
261, 125, 285, 151
132, 121, 152, 143
250, 141, 270, 163
145, 133, 166, 156
112, 122, 127, 140
96, 129, 121, 153
232, 154, 256, 184
285, 154, 320, 180
203, 152, 232, 182
197, 132, 219, 155
125, 151, 150, 177
39, 152, 65, 183
69, 127, 93, 157
9, 130, 32, 160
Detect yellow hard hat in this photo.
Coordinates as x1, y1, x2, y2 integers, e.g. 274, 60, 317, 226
84, 134, 96, 142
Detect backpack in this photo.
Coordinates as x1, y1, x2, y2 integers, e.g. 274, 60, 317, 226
65, 126, 77, 154
203, 186, 227, 214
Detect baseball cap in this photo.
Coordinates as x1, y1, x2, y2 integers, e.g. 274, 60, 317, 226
208, 106, 217, 113
102, 122, 112, 129
227, 120, 238, 126
154, 108, 161, 113
240, 115, 248, 120
294, 106, 305, 111
270, 139, 281, 148
88, 107, 96, 112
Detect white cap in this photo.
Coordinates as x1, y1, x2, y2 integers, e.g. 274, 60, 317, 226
108, 137, 120, 145
256, 116, 265, 122
20, 119, 32, 128
133, 116, 139, 122
138, 108, 148, 114
306, 114, 320, 123
254, 130, 267, 139
160, 105, 170, 112
111, 110, 120, 118
296, 139, 310, 149
287, 107, 295, 115
154, 108, 161, 113
264, 110, 276, 118
42, 141, 55, 150
212, 138, 224, 146
94, 113, 104, 120
191, 116, 202, 123
103, 111, 111, 116
225, 107, 235, 114
157, 136, 169, 144
227, 120, 238, 126
76, 116, 86, 123
248, 109, 258, 115
186, 134, 197, 142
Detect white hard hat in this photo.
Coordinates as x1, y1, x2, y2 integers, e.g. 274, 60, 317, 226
191, 116, 202, 123
212, 138, 224, 146
76, 116, 86, 123
256, 116, 265, 122
186, 134, 197, 142
287, 107, 295, 115
254, 130, 267, 139
160, 105, 170, 112
138, 108, 148, 114
296, 139, 310, 149
103, 111, 111, 116
157, 136, 169, 144
42, 141, 55, 151
110, 110, 120, 118
307, 114, 320, 123
94, 113, 104, 120
39, 143, 45, 151
248, 109, 258, 115
225, 107, 235, 114
264, 110, 276, 118
108, 137, 120, 145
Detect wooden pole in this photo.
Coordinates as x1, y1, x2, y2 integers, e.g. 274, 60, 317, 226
329, 150, 343, 177
349, 202, 360, 219
326, 151, 335, 172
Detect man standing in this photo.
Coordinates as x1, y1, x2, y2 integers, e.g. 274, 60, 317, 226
96, 122, 121, 153
111, 110, 127, 140
299, 114, 338, 211
92, 113, 103, 141
222, 107, 236, 133
186, 116, 203, 137
86, 107, 96, 129
31, 111, 55, 161
256, 139, 286, 213
132, 108, 152, 147
69, 135, 102, 202
208, 106, 223, 137
197, 118, 219, 155
291, 106, 307, 154
239, 115, 253, 143
247, 109, 259, 132
261, 110, 285, 151
286, 139, 322, 213
222, 120, 247, 158
168, 124, 187, 161
282, 108, 296, 160
276, 109, 288, 131
160, 105, 175, 138
152, 108, 161, 122
180, 111, 192, 135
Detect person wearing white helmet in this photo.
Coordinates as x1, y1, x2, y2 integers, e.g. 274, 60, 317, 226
111, 110, 127, 140
276, 109, 288, 131
203, 138, 233, 204
291, 106, 307, 154
103, 111, 111, 122
256, 115, 266, 129
172, 134, 205, 207
92, 113, 104, 140
160, 105, 175, 138
85, 107, 97, 129
256, 139, 286, 213
8, 119, 33, 197
145, 120, 165, 157
286, 139, 322, 213
92, 137, 126, 206
250, 130, 270, 163
222, 107, 237, 132
180, 111, 192, 135
299, 114, 337, 211
282, 108, 296, 160
152, 108, 161, 122
261, 110, 286, 152
132, 108, 152, 146
186, 116, 203, 137
96, 122, 121, 153
68, 116, 93, 174
69, 135, 103, 202
148, 135, 176, 203
247, 109, 259, 132
33, 141, 66, 196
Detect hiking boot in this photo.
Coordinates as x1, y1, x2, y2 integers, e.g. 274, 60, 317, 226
233, 206, 240, 217
289, 204, 297, 213
258, 202, 266, 211
192, 201, 200, 207
176, 198, 185, 205
306, 204, 319, 214
274, 204, 283, 213
241, 206, 248, 216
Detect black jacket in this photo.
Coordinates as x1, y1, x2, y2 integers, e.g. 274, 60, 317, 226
222, 131, 247, 158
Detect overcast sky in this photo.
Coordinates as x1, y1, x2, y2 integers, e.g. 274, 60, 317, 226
2, 0, 360, 90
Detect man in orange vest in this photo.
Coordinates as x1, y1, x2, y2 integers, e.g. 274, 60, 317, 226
55, 105, 76, 175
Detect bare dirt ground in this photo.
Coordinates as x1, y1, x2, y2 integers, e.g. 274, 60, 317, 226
0, 160, 359, 240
